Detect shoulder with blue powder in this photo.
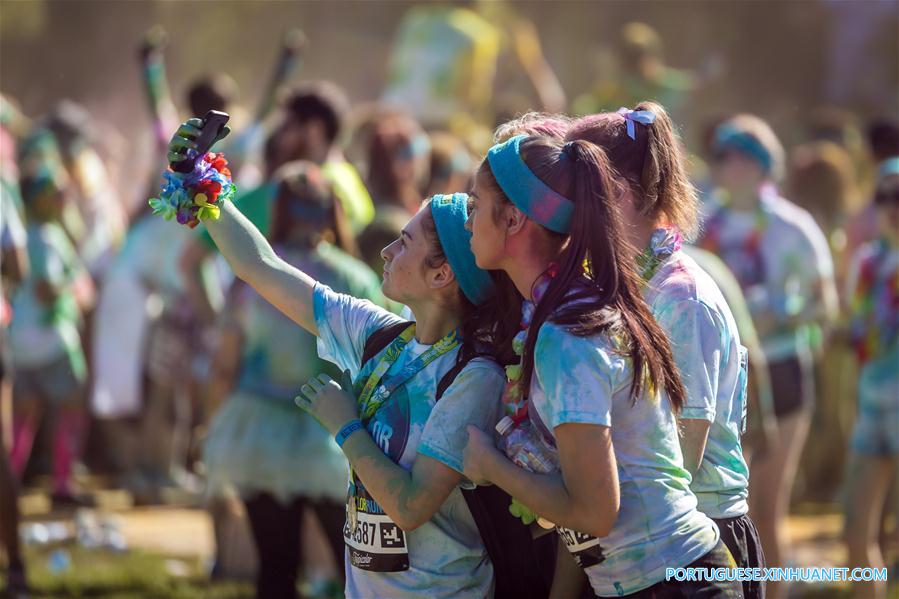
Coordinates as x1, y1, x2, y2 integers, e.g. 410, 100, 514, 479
767, 195, 834, 277
312, 282, 406, 376
533, 320, 629, 430
418, 357, 505, 474
649, 252, 739, 421
316, 241, 391, 309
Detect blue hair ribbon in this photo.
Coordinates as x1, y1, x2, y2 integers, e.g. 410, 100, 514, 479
617, 107, 656, 140
430, 193, 496, 305
486, 135, 574, 234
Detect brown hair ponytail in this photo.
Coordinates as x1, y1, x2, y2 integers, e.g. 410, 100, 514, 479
481, 136, 686, 409
567, 101, 700, 242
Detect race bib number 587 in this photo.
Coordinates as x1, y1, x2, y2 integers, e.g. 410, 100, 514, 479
345, 507, 410, 572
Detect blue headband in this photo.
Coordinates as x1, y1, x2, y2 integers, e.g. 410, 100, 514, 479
486, 135, 574, 234
430, 193, 496, 305
714, 124, 773, 173
878, 156, 899, 181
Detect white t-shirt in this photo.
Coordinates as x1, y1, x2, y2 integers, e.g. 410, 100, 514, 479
700, 190, 835, 362
644, 250, 750, 519
529, 320, 719, 596
313, 283, 504, 598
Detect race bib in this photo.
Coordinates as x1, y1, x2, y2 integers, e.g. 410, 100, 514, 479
344, 493, 410, 572
557, 526, 606, 569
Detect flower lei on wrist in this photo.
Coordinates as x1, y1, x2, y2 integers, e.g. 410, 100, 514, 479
149, 151, 236, 228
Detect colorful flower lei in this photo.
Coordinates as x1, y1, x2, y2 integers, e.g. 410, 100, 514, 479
502, 263, 558, 422
637, 227, 682, 282
849, 238, 899, 363
148, 151, 236, 228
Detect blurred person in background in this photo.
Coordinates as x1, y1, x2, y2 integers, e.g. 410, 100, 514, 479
787, 141, 860, 502
0, 108, 29, 597
572, 22, 696, 126
45, 100, 126, 278
789, 140, 858, 285
179, 81, 374, 325
356, 207, 409, 275
804, 107, 866, 180
383, 1, 566, 152
202, 161, 385, 598
842, 162, 899, 599
846, 118, 899, 258
364, 110, 431, 215
699, 114, 838, 599
8, 155, 95, 506
88, 201, 205, 500
424, 131, 474, 198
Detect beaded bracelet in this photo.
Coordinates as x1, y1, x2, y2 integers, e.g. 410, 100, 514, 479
335, 419, 364, 448
149, 151, 237, 229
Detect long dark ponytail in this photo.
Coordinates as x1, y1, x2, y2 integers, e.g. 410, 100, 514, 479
480, 136, 686, 409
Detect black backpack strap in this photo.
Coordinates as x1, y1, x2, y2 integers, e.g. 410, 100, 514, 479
360, 320, 414, 366
461, 485, 556, 598
441, 351, 557, 596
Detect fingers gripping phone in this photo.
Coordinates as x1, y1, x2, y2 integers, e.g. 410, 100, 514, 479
171, 110, 230, 173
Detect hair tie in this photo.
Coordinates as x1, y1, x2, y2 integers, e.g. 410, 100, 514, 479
561, 140, 580, 160
486, 135, 574, 234
617, 107, 656, 140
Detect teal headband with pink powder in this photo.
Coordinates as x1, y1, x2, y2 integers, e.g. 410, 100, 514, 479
486, 135, 574, 234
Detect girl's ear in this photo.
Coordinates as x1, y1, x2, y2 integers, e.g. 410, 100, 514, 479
428, 260, 456, 291
505, 204, 528, 236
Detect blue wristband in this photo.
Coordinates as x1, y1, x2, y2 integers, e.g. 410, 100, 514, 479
335, 419, 363, 448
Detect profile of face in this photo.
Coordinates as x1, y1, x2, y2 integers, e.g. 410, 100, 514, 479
466, 169, 512, 271
380, 205, 454, 306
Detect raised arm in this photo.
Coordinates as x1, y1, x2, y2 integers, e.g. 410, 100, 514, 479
204, 199, 318, 335
166, 119, 318, 334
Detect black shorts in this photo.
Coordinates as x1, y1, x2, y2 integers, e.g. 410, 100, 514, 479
768, 354, 814, 418
715, 514, 765, 599
622, 540, 744, 598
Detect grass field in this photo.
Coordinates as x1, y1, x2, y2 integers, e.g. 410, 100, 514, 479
2, 545, 253, 598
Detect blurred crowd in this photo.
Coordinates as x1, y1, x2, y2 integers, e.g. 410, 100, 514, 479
0, 4, 897, 598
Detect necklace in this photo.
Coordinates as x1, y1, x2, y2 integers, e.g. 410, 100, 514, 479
699, 187, 772, 289
637, 226, 683, 282
502, 263, 558, 422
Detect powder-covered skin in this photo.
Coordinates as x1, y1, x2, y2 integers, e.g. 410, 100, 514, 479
644, 249, 750, 519
846, 240, 899, 455
313, 284, 504, 598
530, 320, 719, 597
699, 190, 835, 362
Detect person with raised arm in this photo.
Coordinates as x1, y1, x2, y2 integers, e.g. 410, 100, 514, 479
160, 118, 517, 598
